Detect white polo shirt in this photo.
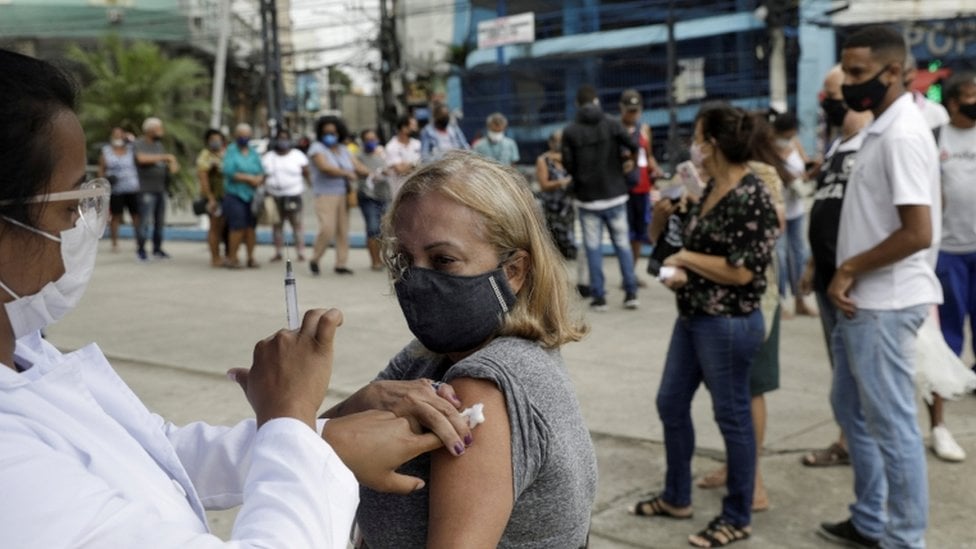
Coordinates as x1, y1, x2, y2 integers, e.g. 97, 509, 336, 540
836, 92, 943, 310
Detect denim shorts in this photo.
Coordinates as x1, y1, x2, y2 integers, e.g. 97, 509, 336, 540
222, 194, 256, 230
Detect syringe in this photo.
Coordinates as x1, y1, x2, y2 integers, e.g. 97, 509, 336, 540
284, 259, 300, 329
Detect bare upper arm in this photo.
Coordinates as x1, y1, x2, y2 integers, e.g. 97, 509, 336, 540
427, 377, 513, 549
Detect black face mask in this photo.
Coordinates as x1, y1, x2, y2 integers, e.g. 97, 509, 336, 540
394, 266, 517, 354
821, 98, 849, 127
434, 118, 450, 130
842, 66, 892, 112
958, 102, 976, 121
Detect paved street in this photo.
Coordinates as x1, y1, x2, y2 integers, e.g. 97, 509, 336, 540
46, 227, 976, 548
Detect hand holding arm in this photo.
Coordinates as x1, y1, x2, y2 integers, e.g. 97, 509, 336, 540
323, 410, 442, 494
321, 378, 472, 457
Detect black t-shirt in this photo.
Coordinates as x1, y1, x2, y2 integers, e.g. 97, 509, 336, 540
808, 134, 863, 293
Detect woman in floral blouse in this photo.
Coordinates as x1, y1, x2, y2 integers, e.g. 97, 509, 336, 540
630, 103, 778, 548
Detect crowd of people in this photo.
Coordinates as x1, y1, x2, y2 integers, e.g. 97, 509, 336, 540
4, 21, 976, 548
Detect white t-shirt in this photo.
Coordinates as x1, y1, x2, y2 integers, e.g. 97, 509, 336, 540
914, 91, 950, 130
385, 136, 421, 197
837, 92, 943, 310
261, 149, 308, 197
937, 123, 976, 253
783, 148, 807, 220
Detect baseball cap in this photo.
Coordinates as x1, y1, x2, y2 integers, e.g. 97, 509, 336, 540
620, 89, 642, 110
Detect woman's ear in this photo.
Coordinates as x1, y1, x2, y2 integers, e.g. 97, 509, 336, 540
503, 250, 530, 294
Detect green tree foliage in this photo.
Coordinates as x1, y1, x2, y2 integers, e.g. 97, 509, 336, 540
67, 36, 211, 202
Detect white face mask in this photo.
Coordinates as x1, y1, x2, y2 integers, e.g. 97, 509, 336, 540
487, 131, 505, 143
0, 214, 102, 339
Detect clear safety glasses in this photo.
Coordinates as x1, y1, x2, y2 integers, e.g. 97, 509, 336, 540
0, 178, 111, 238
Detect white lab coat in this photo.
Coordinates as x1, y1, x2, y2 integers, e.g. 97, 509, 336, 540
0, 332, 359, 548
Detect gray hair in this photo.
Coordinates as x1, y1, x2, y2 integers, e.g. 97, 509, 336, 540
234, 123, 252, 136
486, 112, 507, 127
142, 117, 162, 132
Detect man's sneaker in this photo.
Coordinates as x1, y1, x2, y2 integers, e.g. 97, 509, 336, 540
932, 425, 966, 462
153, 250, 170, 259
624, 292, 639, 309
309, 260, 320, 275
576, 284, 591, 298
136, 250, 148, 262
817, 518, 880, 548
589, 296, 608, 312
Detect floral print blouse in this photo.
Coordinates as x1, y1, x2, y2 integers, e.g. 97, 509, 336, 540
676, 172, 778, 317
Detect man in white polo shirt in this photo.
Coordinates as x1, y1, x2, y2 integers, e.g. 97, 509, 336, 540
818, 26, 942, 549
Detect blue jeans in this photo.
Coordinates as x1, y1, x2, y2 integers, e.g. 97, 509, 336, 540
358, 193, 388, 239
137, 191, 166, 253
656, 310, 764, 527
776, 215, 808, 297
578, 204, 637, 298
935, 250, 976, 360
830, 305, 929, 549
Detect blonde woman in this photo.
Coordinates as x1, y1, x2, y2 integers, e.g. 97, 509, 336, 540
322, 150, 596, 548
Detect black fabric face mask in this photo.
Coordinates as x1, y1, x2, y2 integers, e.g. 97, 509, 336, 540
394, 266, 517, 354
958, 102, 976, 121
821, 98, 849, 127
842, 66, 892, 112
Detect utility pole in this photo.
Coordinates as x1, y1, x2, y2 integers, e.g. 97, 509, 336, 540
377, 0, 399, 139
209, 0, 230, 129
665, 0, 679, 172
767, 0, 790, 114
259, 0, 284, 133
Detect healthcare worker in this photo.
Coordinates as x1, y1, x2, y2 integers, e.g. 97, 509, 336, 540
0, 49, 472, 548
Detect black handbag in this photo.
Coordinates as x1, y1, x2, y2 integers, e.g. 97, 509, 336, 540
192, 197, 208, 216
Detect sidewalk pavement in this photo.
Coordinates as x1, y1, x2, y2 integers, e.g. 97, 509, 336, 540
46, 236, 976, 548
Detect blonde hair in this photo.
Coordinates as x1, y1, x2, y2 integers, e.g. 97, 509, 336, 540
381, 150, 587, 349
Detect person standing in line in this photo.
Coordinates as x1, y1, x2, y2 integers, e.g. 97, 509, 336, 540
771, 112, 817, 317
818, 26, 942, 549
695, 114, 790, 514
472, 112, 520, 166
262, 128, 310, 263
221, 123, 264, 269
635, 104, 778, 548
562, 84, 639, 311
535, 130, 576, 261
307, 115, 369, 276
356, 128, 392, 271
196, 128, 227, 267
98, 126, 141, 253
619, 89, 664, 285
134, 117, 179, 261
928, 72, 976, 461
385, 114, 421, 198
420, 103, 469, 163
799, 65, 873, 469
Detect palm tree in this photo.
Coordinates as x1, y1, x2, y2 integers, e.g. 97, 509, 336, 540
67, 35, 212, 201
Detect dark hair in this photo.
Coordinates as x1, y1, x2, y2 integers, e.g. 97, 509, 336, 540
842, 26, 906, 65
576, 84, 598, 106
771, 111, 799, 133
203, 128, 224, 143
749, 112, 793, 184
274, 127, 291, 140
0, 48, 78, 230
360, 128, 378, 142
395, 114, 414, 131
695, 102, 760, 164
315, 115, 349, 142
943, 72, 976, 106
